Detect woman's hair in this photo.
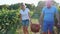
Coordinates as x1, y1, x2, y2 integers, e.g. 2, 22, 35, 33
21, 3, 26, 7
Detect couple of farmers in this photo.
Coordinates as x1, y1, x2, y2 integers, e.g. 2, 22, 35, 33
20, 0, 60, 34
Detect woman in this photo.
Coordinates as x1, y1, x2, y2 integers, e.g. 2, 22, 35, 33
20, 3, 30, 34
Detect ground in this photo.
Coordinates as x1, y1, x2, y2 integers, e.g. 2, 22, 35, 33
16, 19, 41, 34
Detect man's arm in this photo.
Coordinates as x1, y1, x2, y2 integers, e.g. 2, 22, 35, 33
55, 7, 60, 24
39, 12, 44, 25
56, 12, 60, 24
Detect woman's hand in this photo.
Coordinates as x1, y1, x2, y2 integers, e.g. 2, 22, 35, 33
29, 19, 32, 25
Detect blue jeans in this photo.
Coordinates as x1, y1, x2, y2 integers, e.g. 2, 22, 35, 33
22, 19, 29, 27
42, 21, 54, 32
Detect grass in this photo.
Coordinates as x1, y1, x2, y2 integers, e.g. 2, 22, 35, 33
16, 18, 60, 34
16, 18, 40, 34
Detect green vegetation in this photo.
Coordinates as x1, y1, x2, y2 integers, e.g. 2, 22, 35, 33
0, 8, 34, 34
0, 8, 21, 34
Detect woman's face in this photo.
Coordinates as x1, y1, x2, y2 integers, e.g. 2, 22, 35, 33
21, 5, 25, 10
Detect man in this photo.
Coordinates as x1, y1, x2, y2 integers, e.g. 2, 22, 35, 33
20, 3, 30, 34
39, 0, 60, 34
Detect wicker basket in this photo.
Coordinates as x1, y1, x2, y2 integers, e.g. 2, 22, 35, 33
30, 22, 40, 33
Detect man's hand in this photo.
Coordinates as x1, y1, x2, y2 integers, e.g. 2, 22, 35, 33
40, 24, 42, 28
57, 22, 60, 26
39, 21, 43, 28
57, 22, 60, 27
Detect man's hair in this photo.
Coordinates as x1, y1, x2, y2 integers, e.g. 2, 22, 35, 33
45, 0, 53, 5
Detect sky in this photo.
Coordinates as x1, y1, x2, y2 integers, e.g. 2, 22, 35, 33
0, 0, 60, 6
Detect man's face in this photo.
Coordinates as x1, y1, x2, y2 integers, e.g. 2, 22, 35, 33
46, 0, 52, 8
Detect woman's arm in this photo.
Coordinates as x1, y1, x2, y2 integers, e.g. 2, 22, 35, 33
20, 14, 22, 21
28, 12, 31, 21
